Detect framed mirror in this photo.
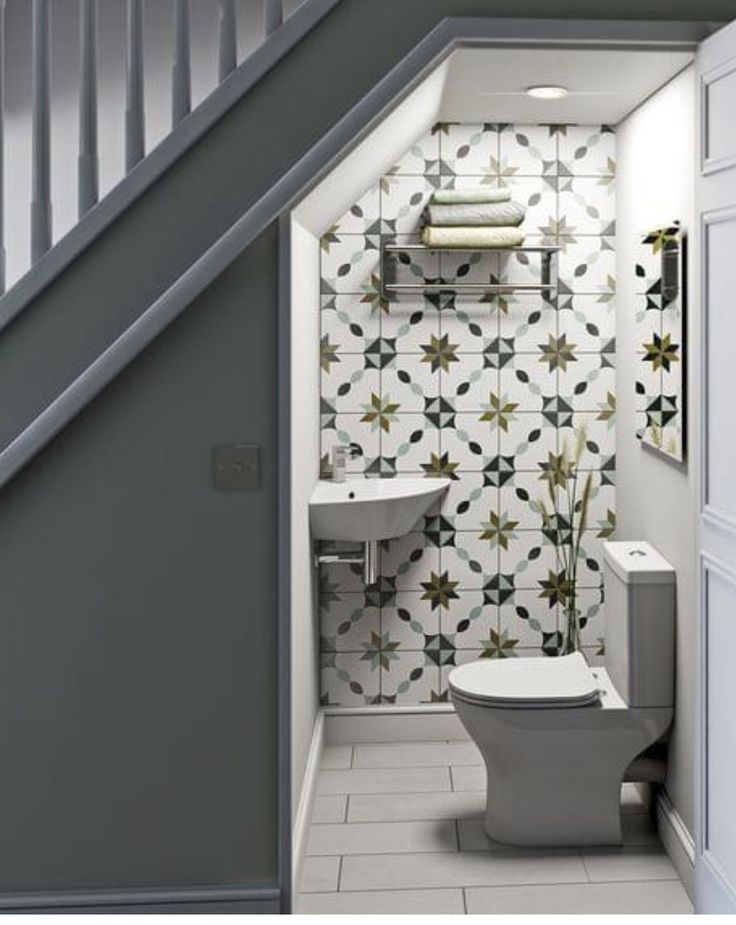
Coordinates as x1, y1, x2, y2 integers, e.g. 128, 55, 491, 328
634, 222, 686, 463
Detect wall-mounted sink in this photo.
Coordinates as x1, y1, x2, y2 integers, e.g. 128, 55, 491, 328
309, 477, 450, 542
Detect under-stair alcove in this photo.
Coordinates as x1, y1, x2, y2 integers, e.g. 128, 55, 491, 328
289, 35, 703, 910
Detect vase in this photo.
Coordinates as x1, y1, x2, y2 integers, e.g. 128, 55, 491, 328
561, 605, 582, 655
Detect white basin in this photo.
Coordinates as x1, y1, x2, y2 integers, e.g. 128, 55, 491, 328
309, 477, 450, 541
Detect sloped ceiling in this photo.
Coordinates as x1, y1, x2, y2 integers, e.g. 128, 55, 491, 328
294, 45, 693, 235
441, 47, 693, 124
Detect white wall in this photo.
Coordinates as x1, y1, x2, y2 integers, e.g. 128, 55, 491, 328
616, 66, 696, 834
289, 217, 321, 820
294, 61, 447, 234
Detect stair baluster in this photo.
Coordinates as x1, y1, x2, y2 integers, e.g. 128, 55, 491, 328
172, 0, 191, 126
125, 0, 145, 171
31, 0, 52, 265
78, 0, 99, 218
264, 0, 283, 36
0, 0, 5, 293
218, 0, 237, 83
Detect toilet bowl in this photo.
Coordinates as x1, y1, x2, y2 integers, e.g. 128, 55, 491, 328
448, 541, 675, 848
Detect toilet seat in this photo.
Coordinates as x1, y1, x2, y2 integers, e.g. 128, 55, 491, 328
448, 651, 601, 709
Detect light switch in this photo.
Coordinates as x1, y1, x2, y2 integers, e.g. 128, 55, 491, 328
212, 445, 261, 491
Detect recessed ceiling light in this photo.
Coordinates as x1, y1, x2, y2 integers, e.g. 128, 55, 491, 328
526, 85, 569, 100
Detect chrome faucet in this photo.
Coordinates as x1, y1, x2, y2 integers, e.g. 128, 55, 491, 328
330, 444, 359, 482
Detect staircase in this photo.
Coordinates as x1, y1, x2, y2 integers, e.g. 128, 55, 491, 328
0, 0, 340, 486
0, 0, 723, 912
1, 0, 305, 293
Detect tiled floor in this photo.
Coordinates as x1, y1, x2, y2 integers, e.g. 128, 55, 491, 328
296, 740, 693, 915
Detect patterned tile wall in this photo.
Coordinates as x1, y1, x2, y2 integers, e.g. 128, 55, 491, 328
319, 123, 616, 706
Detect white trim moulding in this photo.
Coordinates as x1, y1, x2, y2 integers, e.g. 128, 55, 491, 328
291, 709, 324, 898
324, 704, 468, 745
699, 205, 736, 538
656, 788, 696, 900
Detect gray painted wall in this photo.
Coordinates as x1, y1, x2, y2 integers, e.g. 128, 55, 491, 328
0, 0, 731, 902
0, 226, 278, 893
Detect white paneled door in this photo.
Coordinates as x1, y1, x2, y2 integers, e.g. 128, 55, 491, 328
697, 17, 736, 915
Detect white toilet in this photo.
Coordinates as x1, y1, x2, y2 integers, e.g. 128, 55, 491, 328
448, 541, 675, 847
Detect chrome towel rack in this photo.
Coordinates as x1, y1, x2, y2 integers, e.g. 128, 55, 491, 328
380, 243, 560, 299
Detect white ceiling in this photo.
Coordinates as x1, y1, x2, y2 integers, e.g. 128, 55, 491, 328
294, 45, 695, 234
441, 47, 693, 125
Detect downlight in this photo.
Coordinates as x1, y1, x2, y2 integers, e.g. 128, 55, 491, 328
526, 85, 569, 100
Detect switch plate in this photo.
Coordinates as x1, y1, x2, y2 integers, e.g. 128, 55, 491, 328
212, 445, 261, 491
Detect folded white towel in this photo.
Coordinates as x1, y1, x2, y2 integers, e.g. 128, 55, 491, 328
426, 201, 526, 227
421, 226, 525, 249
431, 188, 511, 205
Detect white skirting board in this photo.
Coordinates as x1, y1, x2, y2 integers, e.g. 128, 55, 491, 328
656, 788, 695, 900
291, 709, 325, 897
324, 703, 469, 744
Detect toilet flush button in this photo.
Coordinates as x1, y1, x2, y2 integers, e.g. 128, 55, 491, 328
628, 549, 647, 557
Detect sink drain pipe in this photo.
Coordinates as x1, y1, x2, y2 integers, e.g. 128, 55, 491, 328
315, 540, 379, 586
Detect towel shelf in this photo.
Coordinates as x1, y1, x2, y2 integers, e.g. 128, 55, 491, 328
380, 243, 560, 299
381, 245, 559, 252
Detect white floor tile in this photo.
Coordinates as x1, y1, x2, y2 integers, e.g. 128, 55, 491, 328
320, 745, 353, 770
296, 888, 465, 914
299, 856, 341, 893
311, 794, 348, 824
318, 766, 451, 795
465, 880, 693, 914
582, 845, 680, 882
352, 740, 482, 768
451, 764, 485, 791
348, 790, 485, 823
303, 742, 688, 914
340, 849, 588, 891
307, 819, 457, 856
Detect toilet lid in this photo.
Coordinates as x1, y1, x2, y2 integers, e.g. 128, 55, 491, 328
448, 652, 601, 707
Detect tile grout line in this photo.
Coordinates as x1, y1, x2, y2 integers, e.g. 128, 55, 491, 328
336, 854, 344, 892
303, 876, 683, 900
580, 851, 593, 883
350, 762, 482, 771
461, 886, 468, 915
326, 876, 600, 896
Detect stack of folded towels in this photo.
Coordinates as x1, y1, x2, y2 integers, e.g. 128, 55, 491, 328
421, 187, 526, 249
